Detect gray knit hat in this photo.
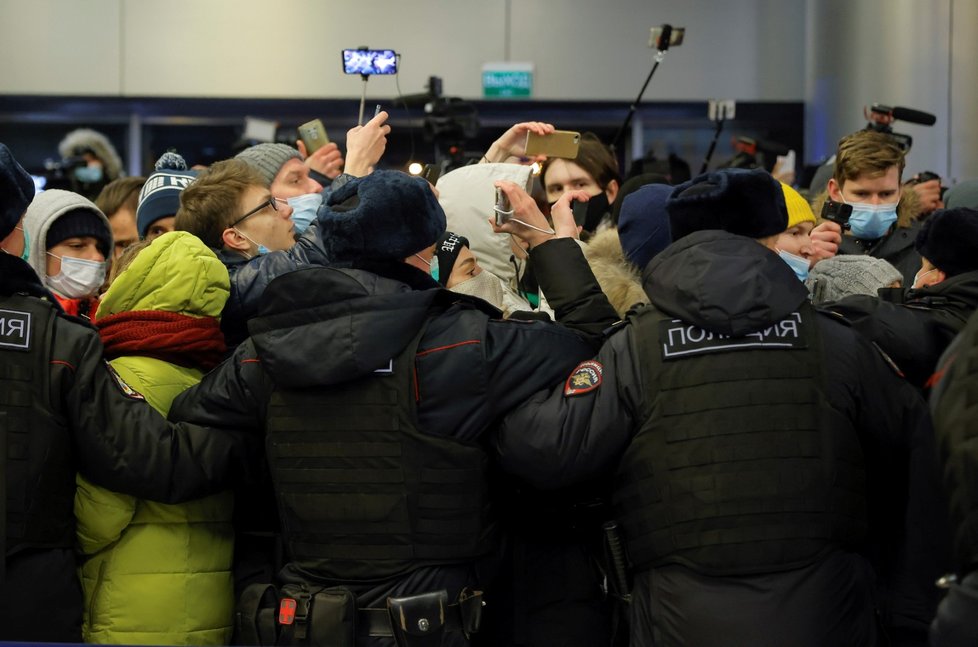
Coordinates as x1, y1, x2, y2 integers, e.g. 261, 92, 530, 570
944, 180, 978, 210
806, 255, 903, 304
23, 189, 112, 279
235, 143, 302, 187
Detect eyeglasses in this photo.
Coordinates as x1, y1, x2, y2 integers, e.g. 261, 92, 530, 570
229, 196, 288, 229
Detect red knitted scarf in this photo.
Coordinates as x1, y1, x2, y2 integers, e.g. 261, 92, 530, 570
96, 310, 227, 371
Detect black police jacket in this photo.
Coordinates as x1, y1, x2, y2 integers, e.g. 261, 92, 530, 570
168, 239, 615, 613
494, 230, 941, 646
0, 254, 254, 642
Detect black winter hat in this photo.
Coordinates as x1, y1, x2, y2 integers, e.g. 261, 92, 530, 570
914, 207, 978, 277
319, 170, 447, 262
666, 168, 787, 242
46, 208, 112, 258
434, 231, 470, 286
0, 143, 35, 239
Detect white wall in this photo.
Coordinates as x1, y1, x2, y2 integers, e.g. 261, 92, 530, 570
1, 0, 806, 100
804, 0, 978, 182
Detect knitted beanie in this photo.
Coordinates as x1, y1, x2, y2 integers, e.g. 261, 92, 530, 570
781, 182, 816, 229
617, 183, 673, 270
319, 170, 446, 262
667, 168, 788, 241
235, 143, 302, 187
0, 143, 35, 239
943, 180, 978, 210
435, 231, 470, 286
806, 255, 903, 304
137, 152, 198, 237
914, 207, 978, 277
23, 189, 112, 277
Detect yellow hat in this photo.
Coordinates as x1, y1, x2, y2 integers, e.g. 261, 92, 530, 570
780, 182, 816, 230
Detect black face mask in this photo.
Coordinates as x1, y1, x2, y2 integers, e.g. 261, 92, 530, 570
580, 191, 610, 232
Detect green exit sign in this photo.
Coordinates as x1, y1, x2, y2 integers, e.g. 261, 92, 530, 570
482, 63, 533, 98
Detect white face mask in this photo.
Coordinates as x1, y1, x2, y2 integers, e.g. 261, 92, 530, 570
450, 269, 506, 311
912, 268, 936, 290
45, 253, 106, 298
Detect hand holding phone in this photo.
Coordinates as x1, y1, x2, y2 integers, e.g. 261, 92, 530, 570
524, 130, 581, 159
297, 119, 330, 155
494, 187, 513, 226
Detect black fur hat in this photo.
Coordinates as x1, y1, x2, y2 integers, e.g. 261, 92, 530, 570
915, 207, 978, 277
0, 143, 34, 239
666, 168, 787, 242
319, 170, 447, 262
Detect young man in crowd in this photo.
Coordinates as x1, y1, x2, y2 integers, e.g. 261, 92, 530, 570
815, 130, 923, 284
136, 152, 198, 241
95, 176, 145, 261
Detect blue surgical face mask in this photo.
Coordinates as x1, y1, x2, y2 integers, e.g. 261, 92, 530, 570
414, 253, 439, 282
286, 193, 322, 235
777, 248, 810, 282
1, 225, 29, 261
845, 200, 898, 240
74, 165, 104, 184
234, 228, 270, 258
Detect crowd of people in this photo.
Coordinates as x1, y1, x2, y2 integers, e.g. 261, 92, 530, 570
2, 112, 978, 647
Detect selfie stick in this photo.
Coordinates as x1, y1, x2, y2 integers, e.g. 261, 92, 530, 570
700, 114, 727, 174
610, 25, 675, 152
358, 74, 370, 126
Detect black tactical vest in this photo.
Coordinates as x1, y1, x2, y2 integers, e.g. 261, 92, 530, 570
1, 295, 76, 558
614, 303, 868, 576
265, 320, 494, 581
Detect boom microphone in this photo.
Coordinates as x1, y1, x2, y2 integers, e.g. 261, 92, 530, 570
891, 106, 937, 126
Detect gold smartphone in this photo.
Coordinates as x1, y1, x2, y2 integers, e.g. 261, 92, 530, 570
297, 119, 330, 154
524, 130, 581, 159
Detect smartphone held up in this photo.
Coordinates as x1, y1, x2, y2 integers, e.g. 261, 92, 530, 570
342, 49, 397, 75
494, 187, 513, 226
524, 130, 581, 159
297, 119, 330, 155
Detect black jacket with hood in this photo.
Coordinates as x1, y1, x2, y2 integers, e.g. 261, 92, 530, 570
825, 269, 978, 389
494, 230, 941, 647
167, 241, 617, 644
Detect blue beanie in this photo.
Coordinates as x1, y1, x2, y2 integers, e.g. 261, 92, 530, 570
666, 168, 787, 241
319, 171, 447, 262
137, 152, 198, 237
0, 143, 35, 239
617, 183, 673, 270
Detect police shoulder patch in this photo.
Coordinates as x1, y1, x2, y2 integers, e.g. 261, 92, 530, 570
564, 360, 603, 397
104, 361, 146, 401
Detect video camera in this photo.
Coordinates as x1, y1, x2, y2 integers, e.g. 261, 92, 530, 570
402, 76, 479, 165
863, 103, 936, 153
40, 155, 88, 192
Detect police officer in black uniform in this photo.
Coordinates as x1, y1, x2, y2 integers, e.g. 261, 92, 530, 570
0, 143, 253, 642
493, 168, 942, 647
167, 170, 618, 647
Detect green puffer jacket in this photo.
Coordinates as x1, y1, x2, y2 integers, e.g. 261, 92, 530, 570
74, 232, 235, 645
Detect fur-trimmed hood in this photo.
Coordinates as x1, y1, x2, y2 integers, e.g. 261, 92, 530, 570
582, 228, 647, 316
58, 128, 124, 181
